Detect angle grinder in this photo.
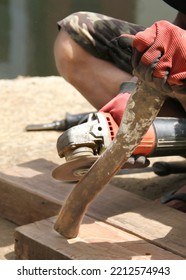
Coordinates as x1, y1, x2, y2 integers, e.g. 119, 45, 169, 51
52, 112, 186, 181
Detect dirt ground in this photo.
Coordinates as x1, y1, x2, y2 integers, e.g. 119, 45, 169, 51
0, 76, 186, 259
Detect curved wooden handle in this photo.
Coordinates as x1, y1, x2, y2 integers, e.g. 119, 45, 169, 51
54, 81, 165, 238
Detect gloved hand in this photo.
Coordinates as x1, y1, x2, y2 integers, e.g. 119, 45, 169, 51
122, 155, 150, 169
99, 81, 136, 126
99, 92, 130, 126
99, 82, 150, 168
118, 20, 186, 94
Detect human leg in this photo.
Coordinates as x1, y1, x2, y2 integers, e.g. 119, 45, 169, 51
54, 31, 132, 109
161, 185, 186, 213
54, 12, 143, 109
54, 12, 186, 212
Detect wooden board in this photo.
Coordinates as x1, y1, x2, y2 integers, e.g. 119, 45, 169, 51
0, 159, 71, 224
14, 216, 183, 260
0, 158, 147, 225
0, 159, 186, 259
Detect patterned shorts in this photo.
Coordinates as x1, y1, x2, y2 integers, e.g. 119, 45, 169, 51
57, 12, 145, 74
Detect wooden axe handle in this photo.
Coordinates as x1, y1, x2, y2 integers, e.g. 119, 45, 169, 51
54, 81, 165, 238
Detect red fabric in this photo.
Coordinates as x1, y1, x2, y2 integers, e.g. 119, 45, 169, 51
100, 92, 150, 168
99, 93, 130, 126
132, 20, 186, 86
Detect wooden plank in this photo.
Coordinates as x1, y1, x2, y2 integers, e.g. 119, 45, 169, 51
1, 159, 186, 258
0, 158, 146, 225
14, 216, 183, 260
0, 177, 59, 225
105, 202, 186, 258
0, 159, 72, 225
0, 217, 16, 260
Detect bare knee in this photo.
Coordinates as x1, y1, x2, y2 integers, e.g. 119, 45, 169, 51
54, 30, 78, 81
54, 11, 97, 84
54, 29, 93, 85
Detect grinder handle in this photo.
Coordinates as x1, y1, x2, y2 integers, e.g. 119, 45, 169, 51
153, 160, 186, 176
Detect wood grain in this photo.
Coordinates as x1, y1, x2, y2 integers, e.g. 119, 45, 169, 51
15, 216, 183, 260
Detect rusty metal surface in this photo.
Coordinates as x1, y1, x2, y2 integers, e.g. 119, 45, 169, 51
54, 81, 165, 238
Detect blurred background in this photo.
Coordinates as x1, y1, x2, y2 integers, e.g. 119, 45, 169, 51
0, 0, 176, 79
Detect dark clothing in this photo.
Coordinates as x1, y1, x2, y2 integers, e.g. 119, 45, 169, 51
163, 0, 186, 14
58, 1, 184, 74
58, 12, 144, 74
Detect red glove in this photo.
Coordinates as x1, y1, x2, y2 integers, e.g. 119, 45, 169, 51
99, 92, 130, 126
100, 81, 137, 125
99, 82, 150, 168
119, 20, 186, 94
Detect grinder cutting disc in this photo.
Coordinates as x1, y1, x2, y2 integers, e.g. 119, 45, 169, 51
52, 156, 99, 181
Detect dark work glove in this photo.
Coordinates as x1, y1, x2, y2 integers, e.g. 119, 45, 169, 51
118, 20, 186, 94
